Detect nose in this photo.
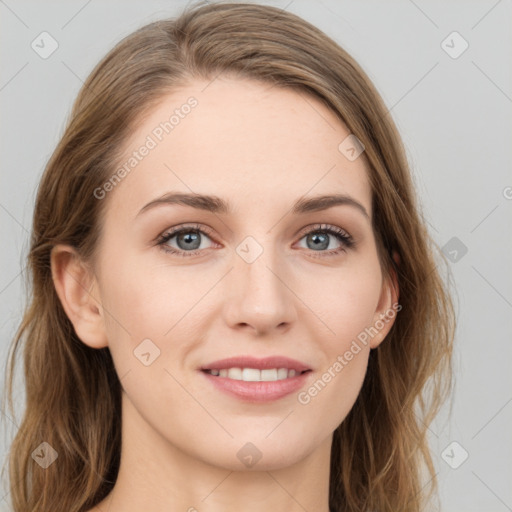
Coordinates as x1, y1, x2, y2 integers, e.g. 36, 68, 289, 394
223, 247, 297, 336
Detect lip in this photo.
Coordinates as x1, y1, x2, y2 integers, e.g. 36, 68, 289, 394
200, 355, 311, 373
200, 369, 313, 402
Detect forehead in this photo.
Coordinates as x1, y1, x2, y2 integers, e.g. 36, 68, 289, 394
106, 76, 372, 221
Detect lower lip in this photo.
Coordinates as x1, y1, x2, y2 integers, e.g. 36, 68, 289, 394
200, 370, 312, 402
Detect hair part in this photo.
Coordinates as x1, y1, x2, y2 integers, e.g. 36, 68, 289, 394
2, 2, 455, 511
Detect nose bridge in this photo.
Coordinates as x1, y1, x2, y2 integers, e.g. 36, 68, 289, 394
224, 230, 296, 332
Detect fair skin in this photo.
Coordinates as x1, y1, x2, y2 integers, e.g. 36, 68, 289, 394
51, 76, 398, 512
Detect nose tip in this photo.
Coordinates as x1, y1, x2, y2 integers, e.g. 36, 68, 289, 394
224, 256, 296, 335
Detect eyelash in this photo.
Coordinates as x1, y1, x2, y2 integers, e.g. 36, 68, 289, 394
156, 223, 355, 258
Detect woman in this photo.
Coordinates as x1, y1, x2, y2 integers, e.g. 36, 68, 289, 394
2, 2, 455, 511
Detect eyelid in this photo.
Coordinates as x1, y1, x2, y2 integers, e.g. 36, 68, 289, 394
295, 223, 351, 239
155, 223, 217, 245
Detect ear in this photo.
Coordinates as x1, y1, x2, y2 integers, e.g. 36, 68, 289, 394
369, 250, 400, 349
51, 244, 108, 349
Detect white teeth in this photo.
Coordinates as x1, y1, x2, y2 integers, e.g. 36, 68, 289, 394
227, 368, 243, 380
277, 368, 288, 380
242, 368, 260, 381
261, 369, 277, 381
207, 367, 302, 381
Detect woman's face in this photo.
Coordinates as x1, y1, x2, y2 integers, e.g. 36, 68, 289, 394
83, 77, 397, 470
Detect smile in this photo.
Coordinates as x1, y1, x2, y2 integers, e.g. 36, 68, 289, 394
203, 367, 311, 381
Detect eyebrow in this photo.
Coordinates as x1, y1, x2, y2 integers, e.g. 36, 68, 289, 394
136, 192, 370, 220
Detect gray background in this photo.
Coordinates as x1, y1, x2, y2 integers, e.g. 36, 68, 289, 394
1, 0, 511, 510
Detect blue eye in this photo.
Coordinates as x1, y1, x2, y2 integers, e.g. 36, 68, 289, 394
156, 223, 354, 258
296, 224, 354, 255
156, 224, 215, 257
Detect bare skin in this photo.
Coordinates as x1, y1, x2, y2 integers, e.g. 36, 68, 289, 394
51, 76, 398, 512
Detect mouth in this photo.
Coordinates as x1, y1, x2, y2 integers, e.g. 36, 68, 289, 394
199, 356, 313, 402
202, 368, 312, 381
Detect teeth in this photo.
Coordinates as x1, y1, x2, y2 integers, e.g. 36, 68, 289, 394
242, 368, 260, 381
227, 368, 242, 380
261, 369, 277, 381
207, 367, 302, 381
277, 368, 288, 380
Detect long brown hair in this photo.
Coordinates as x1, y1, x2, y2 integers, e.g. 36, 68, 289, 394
2, 2, 455, 511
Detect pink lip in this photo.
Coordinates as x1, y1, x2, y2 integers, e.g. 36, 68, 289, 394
200, 369, 312, 402
200, 355, 311, 373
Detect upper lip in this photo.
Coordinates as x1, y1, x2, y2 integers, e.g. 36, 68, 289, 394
201, 356, 312, 373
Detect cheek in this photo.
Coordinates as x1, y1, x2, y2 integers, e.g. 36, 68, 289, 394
297, 256, 381, 409
98, 249, 214, 375
305, 259, 383, 348
99, 246, 185, 332
96, 250, 168, 361
297, 269, 378, 430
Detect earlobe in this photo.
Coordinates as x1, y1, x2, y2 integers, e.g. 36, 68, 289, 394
50, 244, 108, 349
370, 254, 400, 349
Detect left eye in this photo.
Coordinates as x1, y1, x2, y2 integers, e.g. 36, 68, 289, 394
156, 223, 354, 258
